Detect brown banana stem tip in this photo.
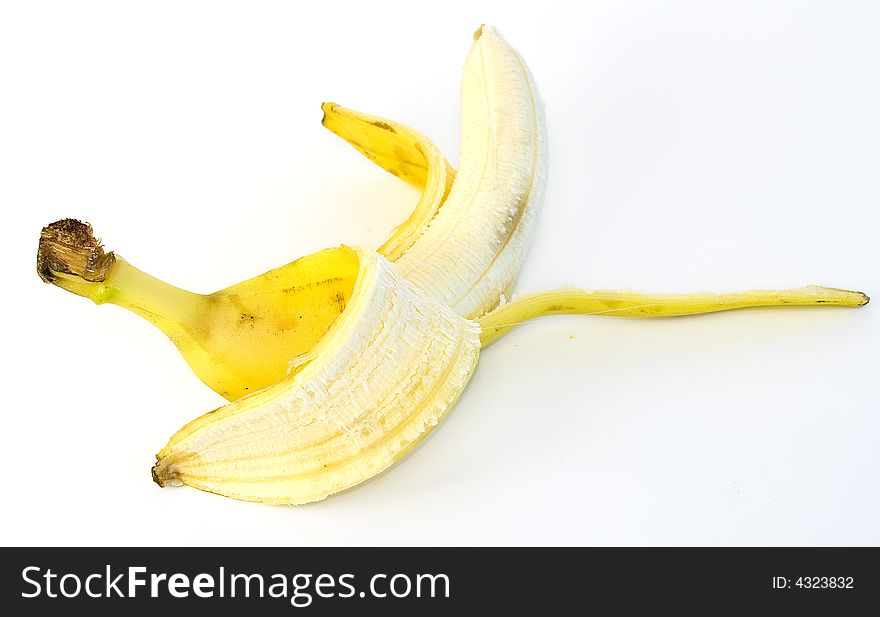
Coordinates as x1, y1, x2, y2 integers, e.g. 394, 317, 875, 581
37, 219, 115, 284
151, 459, 181, 488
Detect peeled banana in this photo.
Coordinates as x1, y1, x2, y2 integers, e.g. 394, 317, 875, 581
35, 25, 869, 506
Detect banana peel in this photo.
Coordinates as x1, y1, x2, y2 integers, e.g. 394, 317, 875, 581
321, 102, 456, 261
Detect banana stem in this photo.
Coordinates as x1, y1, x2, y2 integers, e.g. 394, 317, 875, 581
90, 260, 203, 332
478, 286, 870, 348
38, 219, 204, 337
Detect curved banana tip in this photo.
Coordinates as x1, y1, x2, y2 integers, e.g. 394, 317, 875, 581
809, 285, 870, 307
151, 458, 182, 488
320, 101, 338, 126
37, 218, 115, 284
473, 23, 500, 41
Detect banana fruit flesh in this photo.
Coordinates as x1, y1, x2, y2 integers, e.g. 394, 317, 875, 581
152, 247, 481, 505
394, 25, 547, 319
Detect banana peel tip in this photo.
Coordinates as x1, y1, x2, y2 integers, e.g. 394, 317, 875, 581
320, 101, 337, 126
151, 458, 182, 488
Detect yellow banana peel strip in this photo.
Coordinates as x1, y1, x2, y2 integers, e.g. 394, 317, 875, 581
152, 246, 481, 505
321, 102, 456, 261
478, 286, 870, 348
36, 100, 458, 401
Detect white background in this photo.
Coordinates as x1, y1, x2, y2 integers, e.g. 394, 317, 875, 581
1, 1, 877, 546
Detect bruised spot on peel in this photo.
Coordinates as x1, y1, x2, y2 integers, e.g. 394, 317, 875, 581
238, 313, 258, 327
281, 277, 346, 294
369, 120, 396, 133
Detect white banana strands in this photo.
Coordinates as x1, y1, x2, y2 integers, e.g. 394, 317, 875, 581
320, 102, 456, 263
